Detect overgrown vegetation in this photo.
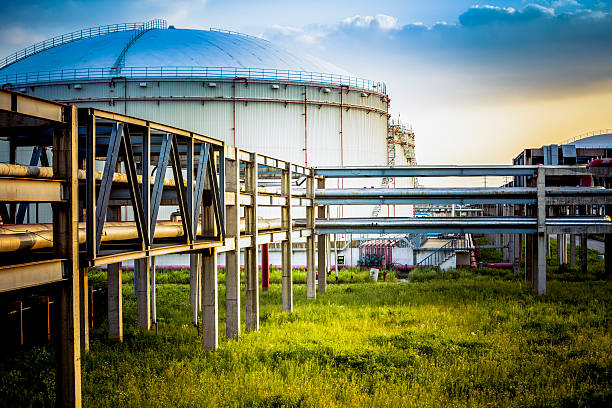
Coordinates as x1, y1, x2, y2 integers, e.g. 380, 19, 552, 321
1, 265, 610, 407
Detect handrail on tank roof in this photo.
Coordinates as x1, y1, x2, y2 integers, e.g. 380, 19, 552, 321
0, 66, 387, 94
209, 28, 268, 42
0, 19, 167, 70
561, 129, 612, 145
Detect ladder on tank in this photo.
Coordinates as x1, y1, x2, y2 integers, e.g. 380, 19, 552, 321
371, 124, 416, 217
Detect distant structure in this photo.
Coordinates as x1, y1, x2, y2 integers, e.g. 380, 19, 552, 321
513, 130, 612, 171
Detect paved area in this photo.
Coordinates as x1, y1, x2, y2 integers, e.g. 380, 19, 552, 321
587, 238, 605, 254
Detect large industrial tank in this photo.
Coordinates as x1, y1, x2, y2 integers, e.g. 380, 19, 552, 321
0, 19, 393, 169
0, 20, 414, 266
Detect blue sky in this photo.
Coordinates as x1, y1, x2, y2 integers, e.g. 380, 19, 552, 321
1, 1, 611, 169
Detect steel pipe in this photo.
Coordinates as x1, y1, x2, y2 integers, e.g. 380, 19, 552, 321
308, 216, 612, 234
0, 218, 289, 253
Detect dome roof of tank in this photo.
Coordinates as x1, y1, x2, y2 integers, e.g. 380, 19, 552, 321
0, 21, 387, 92
0, 21, 356, 80
566, 133, 612, 149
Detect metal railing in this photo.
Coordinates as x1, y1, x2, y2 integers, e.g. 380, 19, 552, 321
561, 129, 612, 145
0, 66, 387, 93
416, 238, 462, 268
209, 28, 265, 41
0, 20, 167, 70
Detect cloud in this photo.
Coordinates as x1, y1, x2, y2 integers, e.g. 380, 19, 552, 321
459, 4, 554, 26
264, 3, 612, 100
341, 14, 399, 30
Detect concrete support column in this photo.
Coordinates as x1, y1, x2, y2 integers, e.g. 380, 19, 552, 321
79, 267, 89, 352
557, 234, 563, 265
281, 162, 293, 312
535, 167, 547, 294
261, 244, 270, 292
317, 178, 327, 294
245, 153, 259, 331
136, 258, 151, 330
570, 206, 576, 267
605, 204, 612, 281
107, 262, 122, 341
580, 206, 588, 274
512, 234, 521, 276
225, 147, 241, 338
202, 248, 218, 350
525, 233, 534, 286
150, 257, 156, 324
190, 253, 201, 325
306, 174, 316, 299
107, 206, 123, 341
570, 234, 577, 266
317, 234, 328, 294
580, 233, 588, 273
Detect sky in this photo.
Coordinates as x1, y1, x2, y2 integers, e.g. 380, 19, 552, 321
0, 0, 611, 181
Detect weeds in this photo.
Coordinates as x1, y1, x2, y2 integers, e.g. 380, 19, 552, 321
0, 267, 609, 407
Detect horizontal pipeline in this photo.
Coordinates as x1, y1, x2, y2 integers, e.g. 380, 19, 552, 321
315, 187, 611, 205
0, 163, 307, 197
314, 165, 586, 178
0, 163, 180, 187
306, 216, 612, 234
0, 218, 290, 253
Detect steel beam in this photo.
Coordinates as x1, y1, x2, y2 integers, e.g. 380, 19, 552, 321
0, 259, 64, 292
53, 105, 81, 408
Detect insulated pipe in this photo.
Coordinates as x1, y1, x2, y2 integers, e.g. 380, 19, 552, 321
308, 216, 612, 233
0, 217, 290, 253
0, 163, 308, 196
0, 163, 179, 187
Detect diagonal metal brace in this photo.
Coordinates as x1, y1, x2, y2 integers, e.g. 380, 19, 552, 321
150, 133, 172, 241
192, 143, 210, 236
16, 146, 44, 223
96, 123, 122, 251
170, 136, 193, 243
120, 125, 149, 249
207, 151, 225, 239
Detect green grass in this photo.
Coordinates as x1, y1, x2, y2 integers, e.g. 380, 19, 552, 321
88, 265, 391, 287
1, 268, 610, 407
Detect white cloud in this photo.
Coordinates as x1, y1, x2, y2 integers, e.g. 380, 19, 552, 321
341, 14, 399, 30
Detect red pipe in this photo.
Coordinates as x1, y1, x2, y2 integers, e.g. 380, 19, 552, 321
482, 263, 513, 268
261, 243, 269, 292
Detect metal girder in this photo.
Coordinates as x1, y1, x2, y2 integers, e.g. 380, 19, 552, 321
0, 259, 65, 292
193, 143, 210, 232
95, 123, 122, 251
120, 125, 149, 250
169, 136, 193, 243
150, 133, 172, 240
207, 151, 225, 239
86, 113, 96, 260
